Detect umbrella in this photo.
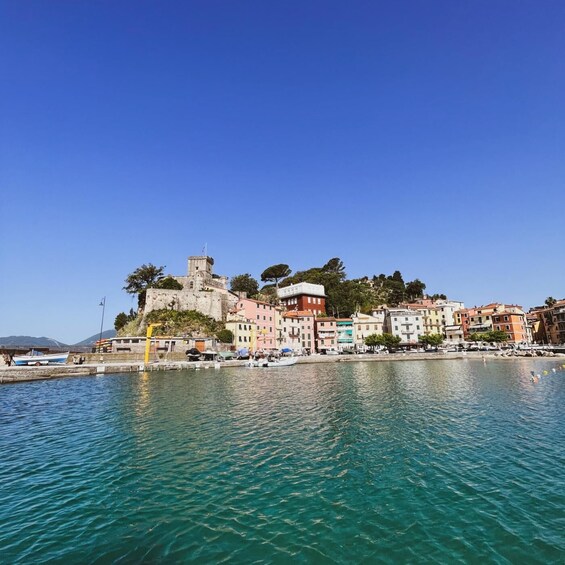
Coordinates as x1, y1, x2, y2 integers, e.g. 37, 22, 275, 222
280, 347, 292, 353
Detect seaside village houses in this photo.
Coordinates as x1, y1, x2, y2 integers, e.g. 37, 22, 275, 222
110, 254, 557, 356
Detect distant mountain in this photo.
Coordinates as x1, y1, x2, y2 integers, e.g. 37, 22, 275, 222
0, 329, 117, 349
0, 336, 69, 348
73, 329, 116, 346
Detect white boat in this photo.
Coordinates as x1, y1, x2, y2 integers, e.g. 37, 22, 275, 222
246, 357, 297, 368
12, 351, 70, 366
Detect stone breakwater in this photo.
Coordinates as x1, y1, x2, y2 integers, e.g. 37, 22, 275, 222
0, 351, 544, 385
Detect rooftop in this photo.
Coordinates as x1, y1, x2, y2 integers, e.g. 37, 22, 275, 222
278, 282, 326, 299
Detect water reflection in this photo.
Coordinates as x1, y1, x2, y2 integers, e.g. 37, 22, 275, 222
0, 359, 564, 563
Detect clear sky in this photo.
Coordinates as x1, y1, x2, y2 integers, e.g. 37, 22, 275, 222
1, 1, 564, 344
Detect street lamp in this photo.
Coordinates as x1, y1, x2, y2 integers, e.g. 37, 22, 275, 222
98, 297, 106, 353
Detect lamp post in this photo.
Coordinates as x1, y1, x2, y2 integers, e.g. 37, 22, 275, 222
98, 297, 106, 353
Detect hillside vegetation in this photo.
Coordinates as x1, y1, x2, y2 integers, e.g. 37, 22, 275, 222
118, 309, 223, 338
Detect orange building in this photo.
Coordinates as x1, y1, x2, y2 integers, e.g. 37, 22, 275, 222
492, 308, 530, 344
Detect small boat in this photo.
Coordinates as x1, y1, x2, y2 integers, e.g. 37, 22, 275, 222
246, 357, 297, 368
12, 350, 70, 366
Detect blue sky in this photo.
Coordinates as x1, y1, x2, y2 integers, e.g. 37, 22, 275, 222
1, 1, 564, 343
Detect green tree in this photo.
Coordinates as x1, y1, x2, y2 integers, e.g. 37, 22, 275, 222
261, 264, 292, 289
419, 334, 444, 348
114, 308, 137, 332
230, 273, 259, 296
216, 329, 234, 344
256, 284, 278, 304
381, 333, 402, 350
405, 279, 426, 301
365, 333, 401, 351
484, 330, 509, 343
155, 276, 183, 290
323, 257, 346, 277
545, 296, 557, 308
124, 263, 165, 310
468, 333, 483, 342
114, 312, 128, 331
364, 333, 382, 350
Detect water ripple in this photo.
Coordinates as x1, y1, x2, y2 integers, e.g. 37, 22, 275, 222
1, 360, 564, 562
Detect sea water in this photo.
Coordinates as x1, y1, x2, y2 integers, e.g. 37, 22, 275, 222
0, 359, 564, 563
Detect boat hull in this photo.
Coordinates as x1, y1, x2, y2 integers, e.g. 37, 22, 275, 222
12, 352, 70, 366
246, 357, 297, 368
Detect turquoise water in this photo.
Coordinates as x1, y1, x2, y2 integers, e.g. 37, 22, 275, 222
1, 359, 564, 563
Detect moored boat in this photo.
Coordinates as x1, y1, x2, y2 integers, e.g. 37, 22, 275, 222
12, 351, 70, 366
246, 357, 297, 368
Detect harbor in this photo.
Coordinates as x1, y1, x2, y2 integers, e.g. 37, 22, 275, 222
1, 349, 563, 384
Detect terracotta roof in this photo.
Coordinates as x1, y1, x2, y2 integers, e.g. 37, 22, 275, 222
283, 310, 315, 318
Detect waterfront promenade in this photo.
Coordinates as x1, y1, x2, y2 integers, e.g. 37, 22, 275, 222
1, 351, 561, 384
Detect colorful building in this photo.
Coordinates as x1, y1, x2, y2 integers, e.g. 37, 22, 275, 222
352, 312, 385, 349
491, 307, 530, 344
280, 311, 315, 353
225, 318, 257, 352
278, 282, 326, 316
230, 298, 278, 350
315, 317, 337, 352
336, 318, 354, 351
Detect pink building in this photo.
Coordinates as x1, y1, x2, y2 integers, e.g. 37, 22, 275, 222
315, 317, 337, 352
232, 298, 278, 351
281, 311, 316, 353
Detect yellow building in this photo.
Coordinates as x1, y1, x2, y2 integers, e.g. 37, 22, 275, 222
225, 318, 257, 352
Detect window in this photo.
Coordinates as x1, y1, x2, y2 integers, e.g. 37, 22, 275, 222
239, 324, 242, 330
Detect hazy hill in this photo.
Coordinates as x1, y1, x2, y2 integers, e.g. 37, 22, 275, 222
73, 329, 116, 346
0, 329, 116, 349
0, 335, 68, 348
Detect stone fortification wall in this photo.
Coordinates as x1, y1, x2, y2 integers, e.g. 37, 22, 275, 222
144, 288, 238, 321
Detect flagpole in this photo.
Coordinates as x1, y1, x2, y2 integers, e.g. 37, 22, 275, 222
98, 297, 106, 353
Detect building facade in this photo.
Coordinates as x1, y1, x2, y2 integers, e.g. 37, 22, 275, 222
336, 318, 354, 351
491, 307, 530, 344
230, 298, 279, 350
315, 317, 337, 352
384, 309, 425, 344
352, 312, 385, 349
278, 282, 326, 316
280, 311, 315, 353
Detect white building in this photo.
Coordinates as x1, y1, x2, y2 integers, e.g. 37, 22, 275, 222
385, 309, 425, 344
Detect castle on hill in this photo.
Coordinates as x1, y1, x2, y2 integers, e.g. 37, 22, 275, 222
144, 256, 239, 321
